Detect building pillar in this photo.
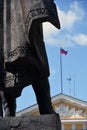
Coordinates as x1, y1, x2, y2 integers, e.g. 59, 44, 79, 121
72, 123, 76, 130
82, 123, 86, 130
62, 123, 64, 130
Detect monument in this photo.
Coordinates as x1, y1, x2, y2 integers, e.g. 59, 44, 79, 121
0, 0, 61, 129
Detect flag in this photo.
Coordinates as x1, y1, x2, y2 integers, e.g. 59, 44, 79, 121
60, 48, 68, 55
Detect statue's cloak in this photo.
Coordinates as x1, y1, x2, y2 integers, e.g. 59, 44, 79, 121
0, 0, 60, 97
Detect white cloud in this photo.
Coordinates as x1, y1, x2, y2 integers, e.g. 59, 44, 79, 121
43, 1, 86, 47
58, 1, 85, 31
43, 22, 60, 46
43, 22, 58, 37
71, 34, 87, 45
50, 68, 56, 75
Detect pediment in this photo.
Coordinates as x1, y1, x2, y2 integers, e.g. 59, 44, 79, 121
16, 93, 87, 118
55, 103, 83, 117
52, 94, 87, 118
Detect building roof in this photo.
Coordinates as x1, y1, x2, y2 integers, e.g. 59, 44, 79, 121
16, 93, 87, 122
52, 93, 87, 109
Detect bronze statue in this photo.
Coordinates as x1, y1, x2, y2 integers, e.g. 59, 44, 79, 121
0, 91, 16, 117
0, 0, 61, 116
0, 94, 3, 117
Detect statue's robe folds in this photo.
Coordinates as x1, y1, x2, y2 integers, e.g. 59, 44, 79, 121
0, 0, 60, 97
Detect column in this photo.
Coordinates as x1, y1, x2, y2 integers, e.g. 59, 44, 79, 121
82, 123, 86, 130
72, 123, 76, 130
62, 123, 64, 130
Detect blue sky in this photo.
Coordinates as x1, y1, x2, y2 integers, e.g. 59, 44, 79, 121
16, 0, 87, 112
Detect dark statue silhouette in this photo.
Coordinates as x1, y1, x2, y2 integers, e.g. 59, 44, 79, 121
0, 1, 61, 126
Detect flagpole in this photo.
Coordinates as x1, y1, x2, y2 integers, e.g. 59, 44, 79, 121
60, 48, 63, 93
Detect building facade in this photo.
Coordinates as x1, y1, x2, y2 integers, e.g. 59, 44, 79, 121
16, 94, 87, 130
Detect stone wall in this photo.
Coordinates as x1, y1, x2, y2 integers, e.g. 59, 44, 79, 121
0, 114, 61, 130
